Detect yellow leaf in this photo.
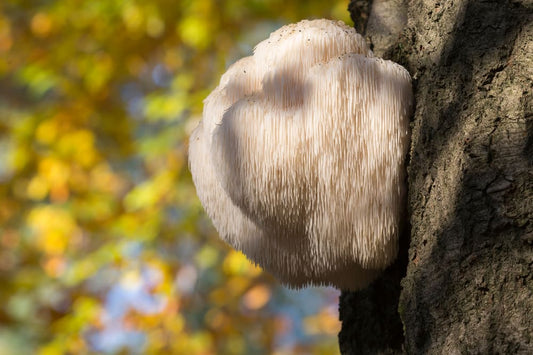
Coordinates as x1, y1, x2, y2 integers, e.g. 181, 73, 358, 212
189, 331, 214, 353
57, 129, 98, 167
223, 250, 262, 276
144, 93, 187, 122
178, 16, 210, 50
27, 206, 79, 255
26, 175, 49, 200
332, 0, 355, 26
41, 230, 68, 255
122, 3, 144, 33
124, 171, 174, 211
38, 343, 63, 355
39, 157, 70, 187
36, 119, 58, 145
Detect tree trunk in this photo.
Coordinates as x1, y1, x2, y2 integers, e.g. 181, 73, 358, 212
340, 1, 533, 353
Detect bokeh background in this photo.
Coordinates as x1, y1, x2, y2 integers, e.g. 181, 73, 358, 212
0, 1, 353, 354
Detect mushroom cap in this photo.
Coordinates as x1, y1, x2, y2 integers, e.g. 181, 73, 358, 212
189, 19, 412, 290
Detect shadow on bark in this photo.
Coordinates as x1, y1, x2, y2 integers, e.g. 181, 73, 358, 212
400, 0, 532, 353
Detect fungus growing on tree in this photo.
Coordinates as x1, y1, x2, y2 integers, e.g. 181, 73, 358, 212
189, 19, 413, 290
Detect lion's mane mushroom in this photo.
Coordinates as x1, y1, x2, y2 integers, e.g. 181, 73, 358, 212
189, 19, 412, 290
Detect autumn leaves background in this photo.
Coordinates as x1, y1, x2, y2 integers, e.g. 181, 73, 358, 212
0, 1, 353, 354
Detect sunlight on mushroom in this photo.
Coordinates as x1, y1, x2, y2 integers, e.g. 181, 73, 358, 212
189, 19, 413, 290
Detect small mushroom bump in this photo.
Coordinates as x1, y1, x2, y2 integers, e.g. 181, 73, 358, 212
189, 19, 413, 291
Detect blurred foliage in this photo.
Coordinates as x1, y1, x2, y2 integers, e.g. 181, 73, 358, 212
0, 1, 351, 354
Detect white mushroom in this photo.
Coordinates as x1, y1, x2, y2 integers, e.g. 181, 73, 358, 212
189, 19, 412, 290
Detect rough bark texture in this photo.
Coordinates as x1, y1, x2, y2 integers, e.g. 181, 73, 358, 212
340, 0, 533, 354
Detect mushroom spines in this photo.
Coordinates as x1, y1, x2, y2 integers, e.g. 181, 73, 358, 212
254, 19, 371, 67
189, 19, 413, 290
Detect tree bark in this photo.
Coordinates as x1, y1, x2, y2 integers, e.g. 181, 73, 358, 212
340, 1, 533, 353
